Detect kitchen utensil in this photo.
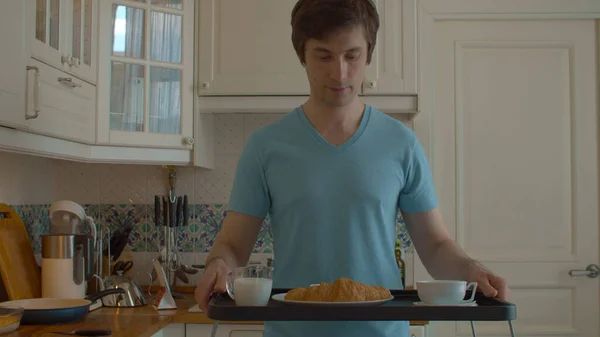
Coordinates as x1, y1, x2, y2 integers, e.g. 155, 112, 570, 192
0, 288, 125, 325
42, 234, 95, 299
0, 305, 23, 334
49, 200, 97, 246
92, 272, 151, 308
51, 329, 112, 336
0, 204, 41, 300
112, 260, 133, 275
109, 224, 134, 262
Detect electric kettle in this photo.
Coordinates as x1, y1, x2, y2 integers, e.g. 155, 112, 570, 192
41, 234, 95, 299
49, 200, 96, 245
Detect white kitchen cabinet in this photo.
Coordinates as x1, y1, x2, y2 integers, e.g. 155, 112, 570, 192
409, 325, 426, 337
186, 323, 264, 337
152, 323, 186, 337
29, 0, 98, 85
186, 323, 426, 337
96, 0, 195, 150
362, 0, 417, 95
25, 58, 96, 144
196, 0, 417, 96
197, 0, 307, 96
0, 0, 30, 129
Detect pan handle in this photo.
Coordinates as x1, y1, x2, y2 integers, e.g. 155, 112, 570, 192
85, 288, 126, 303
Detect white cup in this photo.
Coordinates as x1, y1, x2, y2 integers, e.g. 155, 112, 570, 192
416, 280, 478, 305
226, 265, 273, 306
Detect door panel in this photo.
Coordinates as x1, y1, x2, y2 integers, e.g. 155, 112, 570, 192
430, 19, 598, 337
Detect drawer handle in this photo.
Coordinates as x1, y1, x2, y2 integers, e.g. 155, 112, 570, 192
58, 77, 82, 88
26, 65, 40, 120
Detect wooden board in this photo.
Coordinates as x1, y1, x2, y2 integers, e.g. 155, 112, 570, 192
0, 204, 41, 299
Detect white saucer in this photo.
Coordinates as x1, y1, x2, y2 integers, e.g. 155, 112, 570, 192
271, 293, 394, 306
413, 301, 477, 307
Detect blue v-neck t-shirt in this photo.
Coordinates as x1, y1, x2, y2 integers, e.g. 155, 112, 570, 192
227, 104, 439, 337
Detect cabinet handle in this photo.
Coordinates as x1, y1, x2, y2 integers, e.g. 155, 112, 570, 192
58, 77, 82, 88
26, 65, 40, 120
72, 57, 80, 68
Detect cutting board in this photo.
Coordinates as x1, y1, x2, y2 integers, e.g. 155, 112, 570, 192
0, 204, 41, 299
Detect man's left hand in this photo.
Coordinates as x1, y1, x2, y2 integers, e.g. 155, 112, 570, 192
466, 260, 510, 301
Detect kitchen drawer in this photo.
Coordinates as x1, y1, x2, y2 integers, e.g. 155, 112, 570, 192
25, 59, 96, 144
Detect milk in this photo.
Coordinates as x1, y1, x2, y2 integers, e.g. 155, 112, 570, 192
232, 277, 273, 306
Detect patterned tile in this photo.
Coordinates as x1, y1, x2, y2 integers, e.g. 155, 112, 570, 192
16, 203, 413, 255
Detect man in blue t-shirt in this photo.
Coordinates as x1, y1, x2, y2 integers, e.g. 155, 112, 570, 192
195, 0, 509, 336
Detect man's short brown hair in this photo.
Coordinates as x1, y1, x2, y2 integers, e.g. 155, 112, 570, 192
290, 0, 380, 65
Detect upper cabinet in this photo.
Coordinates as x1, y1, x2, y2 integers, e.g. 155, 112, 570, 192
29, 0, 98, 84
96, 0, 195, 149
363, 0, 417, 95
0, 1, 29, 130
197, 0, 308, 95
197, 0, 417, 96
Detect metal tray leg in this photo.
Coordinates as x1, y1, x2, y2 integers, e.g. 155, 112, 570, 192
508, 320, 516, 337
470, 321, 476, 337
211, 320, 219, 337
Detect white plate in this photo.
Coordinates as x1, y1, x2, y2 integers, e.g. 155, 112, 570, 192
271, 293, 394, 306
413, 301, 477, 307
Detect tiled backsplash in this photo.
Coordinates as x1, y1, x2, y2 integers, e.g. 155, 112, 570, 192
11, 203, 413, 255
2, 112, 415, 271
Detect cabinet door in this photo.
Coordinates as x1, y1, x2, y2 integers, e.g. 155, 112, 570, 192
30, 0, 67, 72
68, 0, 97, 84
409, 325, 425, 337
186, 324, 264, 337
97, 0, 195, 149
362, 0, 417, 95
25, 59, 96, 144
0, 0, 29, 129
197, 0, 309, 95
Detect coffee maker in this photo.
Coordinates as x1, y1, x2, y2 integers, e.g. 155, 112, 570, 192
41, 234, 94, 299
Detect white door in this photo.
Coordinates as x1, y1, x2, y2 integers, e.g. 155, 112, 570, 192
416, 19, 599, 337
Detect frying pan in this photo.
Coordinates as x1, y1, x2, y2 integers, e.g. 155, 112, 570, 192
0, 288, 126, 325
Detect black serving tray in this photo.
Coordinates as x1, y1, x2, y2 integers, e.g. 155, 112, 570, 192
206, 289, 517, 322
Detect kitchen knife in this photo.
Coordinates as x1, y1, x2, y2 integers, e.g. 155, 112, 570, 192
154, 195, 161, 227
182, 195, 188, 227
51, 329, 112, 336
175, 196, 182, 227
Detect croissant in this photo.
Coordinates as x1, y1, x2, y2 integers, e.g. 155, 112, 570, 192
284, 277, 391, 302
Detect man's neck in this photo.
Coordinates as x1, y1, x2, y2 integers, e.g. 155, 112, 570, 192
302, 97, 365, 145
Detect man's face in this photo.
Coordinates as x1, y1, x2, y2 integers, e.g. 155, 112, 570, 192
303, 25, 369, 108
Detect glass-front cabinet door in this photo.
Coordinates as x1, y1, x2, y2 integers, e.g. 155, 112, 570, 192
69, 0, 97, 83
96, 0, 194, 149
30, 0, 66, 71
30, 0, 97, 84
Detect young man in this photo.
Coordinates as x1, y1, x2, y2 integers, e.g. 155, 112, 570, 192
195, 0, 509, 336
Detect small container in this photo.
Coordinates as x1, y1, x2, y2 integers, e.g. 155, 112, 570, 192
0, 305, 24, 334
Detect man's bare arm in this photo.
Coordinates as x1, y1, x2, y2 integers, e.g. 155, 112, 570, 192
402, 207, 474, 280
205, 211, 264, 269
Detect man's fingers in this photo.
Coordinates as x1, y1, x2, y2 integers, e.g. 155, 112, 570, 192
195, 270, 217, 310
477, 275, 498, 298
491, 275, 509, 301
214, 268, 229, 293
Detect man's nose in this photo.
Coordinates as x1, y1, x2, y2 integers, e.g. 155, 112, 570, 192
330, 59, 348, 83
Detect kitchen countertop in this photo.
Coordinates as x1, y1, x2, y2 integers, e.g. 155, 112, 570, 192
5, 295, 429, 337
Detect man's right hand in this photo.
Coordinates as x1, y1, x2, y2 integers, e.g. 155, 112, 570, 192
195, 257, 232, 311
